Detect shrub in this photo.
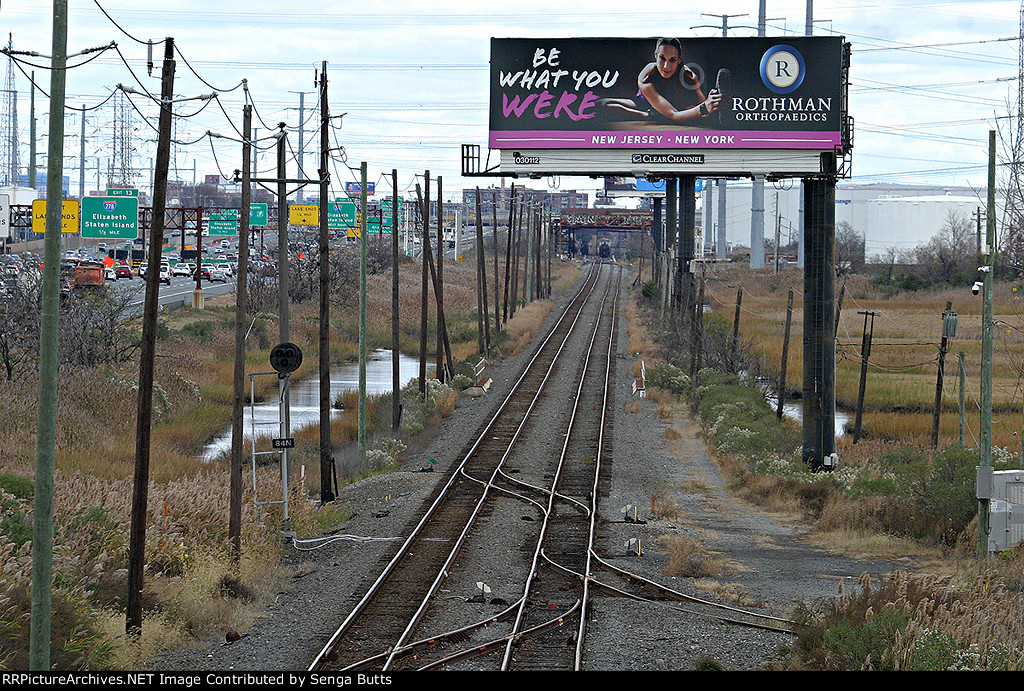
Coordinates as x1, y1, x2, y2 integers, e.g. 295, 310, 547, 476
646, 361, 690, 396
0, 473, 33, 499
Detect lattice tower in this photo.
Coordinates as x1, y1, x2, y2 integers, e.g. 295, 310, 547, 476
1009, 2, 1024, 248
106, 89, 136, 189
0, 34, 20, 187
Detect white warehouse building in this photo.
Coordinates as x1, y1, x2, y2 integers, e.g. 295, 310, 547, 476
702, 181, 995, 261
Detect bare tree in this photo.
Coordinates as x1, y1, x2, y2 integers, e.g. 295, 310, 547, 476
912, 209, 977, 286
835, 221, 865, 276
0, 270, 43, 380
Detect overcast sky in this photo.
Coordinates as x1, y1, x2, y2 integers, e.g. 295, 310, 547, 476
0, 0, 1019, 200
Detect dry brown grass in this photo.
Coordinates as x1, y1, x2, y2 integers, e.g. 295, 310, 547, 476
651, 492, 682, 522
503, 299, 553, 354
623, 289, 656, 357
0, 249, 529, 669
660, 533, 726, 578
706, 263, 1024, 449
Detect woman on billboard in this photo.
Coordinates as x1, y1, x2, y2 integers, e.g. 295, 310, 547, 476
600, 38, 722, 125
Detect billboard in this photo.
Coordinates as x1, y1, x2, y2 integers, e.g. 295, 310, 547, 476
489, 37, 847, 159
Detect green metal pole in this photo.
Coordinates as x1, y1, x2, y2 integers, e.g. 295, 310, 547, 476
358, 162, 367, 455
31, 0, 67, 670
978, 130, 995, 559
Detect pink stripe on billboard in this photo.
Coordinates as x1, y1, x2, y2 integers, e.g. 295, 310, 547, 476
489, 130, 841, 150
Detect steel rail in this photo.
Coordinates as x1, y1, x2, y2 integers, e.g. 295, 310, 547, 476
416, 601, 584, 671
576, 264, 621, 668
500, 269, 617, 670
379, 263, 606, 670
309, 263, 602, 671
540, 551, 796, 634
589, 552, 797, 631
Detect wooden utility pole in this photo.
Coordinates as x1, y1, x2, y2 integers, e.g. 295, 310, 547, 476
391, 169, 400, 429
535, 209, 543, 300
523, 202, 533, 305
979, 130, 996, 559
423, 209, 454, 382
777, 288, 794, 420
436, 177, 445, 380
834, 283, 845, 339
690, 263, 705, 382
492, 189, 500, 334
958, 352, 966, 447
731, 287, 743, 371
358, 162, 368, 455
930, 301, 953, 448
853, 310, 876, 444
418, 174, 429, 394
274, 123, 292, 528
503, 184, 515, 323
317, 63, 333, 501
510, 195, 522, 319
229, 103, 253, 557
128, 36, 174, 637
475, 188, 490, 353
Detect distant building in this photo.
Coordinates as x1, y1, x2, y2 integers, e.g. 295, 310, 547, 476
709, 181, 994, 260
462, 185, 589, 222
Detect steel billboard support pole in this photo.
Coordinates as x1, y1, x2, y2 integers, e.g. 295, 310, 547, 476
802, 156, 837, 472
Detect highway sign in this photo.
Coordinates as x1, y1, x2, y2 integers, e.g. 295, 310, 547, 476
327, 199, 356, 229
0, 194, 8, 239
249, 203, 268, 226
106, 188, 139, 197
289, 204, 319, 226
381, 197, 401, 231
80, 197, 136, 238
208, 209, 239, 236
33, 199, 82, 235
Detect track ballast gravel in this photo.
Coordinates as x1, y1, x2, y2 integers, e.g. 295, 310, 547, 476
152, 263, 901, 672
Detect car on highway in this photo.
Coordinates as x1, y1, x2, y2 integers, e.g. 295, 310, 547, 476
215, 262, 233, 278
171, 263, 192, 277
207, 268, 229, 283
105, 266, 117, 281
159, 264, 172, 285
114, 264, 134, 280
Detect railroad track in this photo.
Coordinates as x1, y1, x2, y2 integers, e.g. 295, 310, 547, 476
308, 260, 796, 672
310, 261, 607, 671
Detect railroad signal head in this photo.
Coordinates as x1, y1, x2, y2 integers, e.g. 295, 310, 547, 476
270, 342, 303, 374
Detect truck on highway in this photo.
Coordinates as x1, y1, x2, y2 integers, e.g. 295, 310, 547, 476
60, 259, 105, 291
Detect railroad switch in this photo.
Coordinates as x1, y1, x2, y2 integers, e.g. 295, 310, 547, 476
622, 504, 647, 524
624, 538, 643, 556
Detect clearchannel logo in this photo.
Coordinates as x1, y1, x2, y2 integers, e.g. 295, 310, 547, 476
759, 45, 806, 94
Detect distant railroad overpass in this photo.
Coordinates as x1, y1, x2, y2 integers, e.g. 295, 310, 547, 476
559, 207, 651, 257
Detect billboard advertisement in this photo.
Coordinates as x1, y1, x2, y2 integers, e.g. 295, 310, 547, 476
489, 37, 846, 153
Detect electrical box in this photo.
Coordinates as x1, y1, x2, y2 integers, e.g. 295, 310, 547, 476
982, 469, 1024, 553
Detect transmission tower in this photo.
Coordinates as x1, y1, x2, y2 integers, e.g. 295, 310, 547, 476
106, 89, 136, 189
1008, 2, 1024, 257
0, 34, 20, 187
